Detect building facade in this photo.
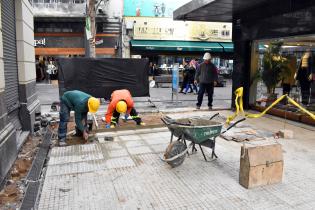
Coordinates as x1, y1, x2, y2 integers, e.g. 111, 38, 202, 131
174, 0, 315, 125
32, 0, 123, 58
0, 0, 39, 185
122, 0, 233, 71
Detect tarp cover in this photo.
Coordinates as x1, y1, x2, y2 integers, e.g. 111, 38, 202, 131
58, 58, 149, 99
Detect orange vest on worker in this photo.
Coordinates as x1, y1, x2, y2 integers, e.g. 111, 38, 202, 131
105, 89, 134, 124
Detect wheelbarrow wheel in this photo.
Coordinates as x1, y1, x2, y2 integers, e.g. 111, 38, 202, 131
164, 141, 187, 168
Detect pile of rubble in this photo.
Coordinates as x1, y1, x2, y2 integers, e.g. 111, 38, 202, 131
0, 137, 40, 210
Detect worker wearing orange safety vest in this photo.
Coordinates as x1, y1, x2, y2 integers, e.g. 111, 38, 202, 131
105, 89, 145, 128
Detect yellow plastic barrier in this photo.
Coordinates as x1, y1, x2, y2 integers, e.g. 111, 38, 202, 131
226, 87, 315, 124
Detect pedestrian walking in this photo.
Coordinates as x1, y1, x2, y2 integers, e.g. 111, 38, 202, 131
179, 61, 189, 93
58, 90, 100, 146
184, 60, 198, 94
105, 89, 145, 128
194, 52, 218, 109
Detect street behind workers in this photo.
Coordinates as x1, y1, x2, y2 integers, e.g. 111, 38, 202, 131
58, 90, 100, 146
105, 89, 145, 128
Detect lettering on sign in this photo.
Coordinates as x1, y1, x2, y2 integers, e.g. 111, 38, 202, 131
34, 38, 46, 47
130, 17, 233, 42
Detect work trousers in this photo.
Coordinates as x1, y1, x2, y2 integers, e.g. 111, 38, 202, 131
197, 83, 214, 107
111, 108, 142, 125
58, 101, 87, 140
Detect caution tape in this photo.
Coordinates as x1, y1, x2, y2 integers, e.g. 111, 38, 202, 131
226, 87, 315, 124
226, 87, 244, 124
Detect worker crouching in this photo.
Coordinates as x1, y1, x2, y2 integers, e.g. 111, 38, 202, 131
105, 89, 145, 128
58, 90, 100, 146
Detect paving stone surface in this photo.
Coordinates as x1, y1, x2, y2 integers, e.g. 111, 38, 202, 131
38, 123, 315, 210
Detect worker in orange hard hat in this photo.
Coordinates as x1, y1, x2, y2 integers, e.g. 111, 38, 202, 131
105, 89, 145, 128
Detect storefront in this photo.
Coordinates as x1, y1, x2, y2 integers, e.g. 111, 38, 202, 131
124, 17, 233, 74
34, 19, 121, 82
174, 0, 315, 125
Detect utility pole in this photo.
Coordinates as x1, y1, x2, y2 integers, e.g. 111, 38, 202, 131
85, 0, 96, 58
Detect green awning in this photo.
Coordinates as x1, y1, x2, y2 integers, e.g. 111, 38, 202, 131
130, 40, 228, 52
219, 42, 234, 52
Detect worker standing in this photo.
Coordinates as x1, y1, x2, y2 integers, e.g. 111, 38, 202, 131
194, 52, 218, 110
105, 89, 145, 128
58, 90, 100, 146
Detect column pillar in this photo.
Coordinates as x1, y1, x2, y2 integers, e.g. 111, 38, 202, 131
15, 0, 40, 132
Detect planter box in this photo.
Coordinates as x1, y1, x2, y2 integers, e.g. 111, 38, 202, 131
252, 105, 301, 122
239, 143, 283, 189
300, 115, 315, 126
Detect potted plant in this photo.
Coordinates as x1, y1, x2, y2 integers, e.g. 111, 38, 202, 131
261, 42, 289, 104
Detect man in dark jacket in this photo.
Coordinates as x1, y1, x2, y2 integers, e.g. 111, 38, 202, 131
58, 90, 100, 146
194, 52, 218, 109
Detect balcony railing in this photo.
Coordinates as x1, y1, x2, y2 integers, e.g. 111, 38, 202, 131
31, 0, 86, 17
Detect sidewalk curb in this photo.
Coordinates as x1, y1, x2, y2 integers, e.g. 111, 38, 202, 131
20, 130, 52, 210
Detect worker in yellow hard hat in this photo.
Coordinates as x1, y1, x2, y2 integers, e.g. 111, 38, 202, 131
105, 89, 145, 128
58, 90, 100, 146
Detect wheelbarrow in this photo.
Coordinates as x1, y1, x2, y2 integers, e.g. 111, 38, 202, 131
161, 113, 245, 167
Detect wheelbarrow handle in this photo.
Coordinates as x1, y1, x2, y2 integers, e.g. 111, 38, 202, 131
221, 118, 246, 134
161, 117, 171, 125
209, 113, 220, 120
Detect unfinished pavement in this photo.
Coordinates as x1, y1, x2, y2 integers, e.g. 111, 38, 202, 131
36, 111, 315, 210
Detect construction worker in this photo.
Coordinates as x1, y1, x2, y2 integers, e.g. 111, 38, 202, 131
105, 89, 145, 128
58, 90, 100, 146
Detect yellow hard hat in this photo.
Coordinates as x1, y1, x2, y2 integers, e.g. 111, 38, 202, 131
116, 101, 127, 114
88, 97, 100, 113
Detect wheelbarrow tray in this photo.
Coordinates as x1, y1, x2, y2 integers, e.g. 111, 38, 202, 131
164, 118, 223, 144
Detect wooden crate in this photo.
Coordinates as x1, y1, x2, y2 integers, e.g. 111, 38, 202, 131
239, 142, 283, 189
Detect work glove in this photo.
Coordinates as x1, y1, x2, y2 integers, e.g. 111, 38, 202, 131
105, 124, 111, 129
124, 114, 129, 122
138, 122, 146, 126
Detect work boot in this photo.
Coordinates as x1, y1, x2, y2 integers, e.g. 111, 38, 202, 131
196, 106, 200, 110
208, 106, 213, 110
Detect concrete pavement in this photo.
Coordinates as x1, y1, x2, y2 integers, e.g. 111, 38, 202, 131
37, 111, 315, 210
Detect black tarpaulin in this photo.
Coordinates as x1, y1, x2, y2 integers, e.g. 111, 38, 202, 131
58, 58, 149, 99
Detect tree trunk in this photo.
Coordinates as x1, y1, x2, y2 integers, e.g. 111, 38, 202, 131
86, 0, 96, 58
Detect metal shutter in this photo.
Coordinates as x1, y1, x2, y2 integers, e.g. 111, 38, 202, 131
1, 0, 21, 129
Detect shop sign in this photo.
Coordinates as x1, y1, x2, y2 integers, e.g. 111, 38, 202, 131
34, 38, 46, 47
130, 17, 232, 42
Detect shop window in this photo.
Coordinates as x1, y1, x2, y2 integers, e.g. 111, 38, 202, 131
252, 38, 315, 124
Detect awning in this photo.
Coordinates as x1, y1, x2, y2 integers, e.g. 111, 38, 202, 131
130, 40, 233, 53
173, 0, 308, 22
219, 42, 233, 52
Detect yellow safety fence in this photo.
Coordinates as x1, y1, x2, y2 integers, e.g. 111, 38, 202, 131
226, 87, 315, 124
